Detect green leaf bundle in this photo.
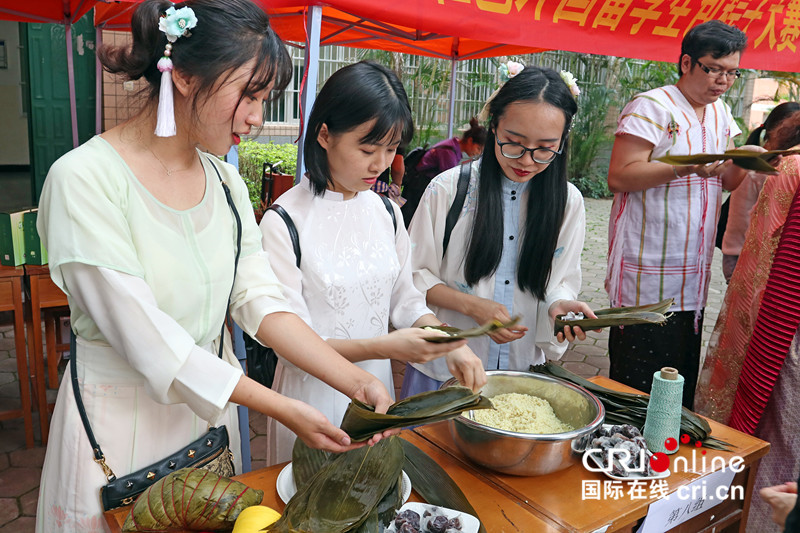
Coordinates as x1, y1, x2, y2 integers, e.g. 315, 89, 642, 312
531, 363, 732, 451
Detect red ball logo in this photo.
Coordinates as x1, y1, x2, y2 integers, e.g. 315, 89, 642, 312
650, 452, 669, 472
680, 433, 691, 444
664, 437, 678, 451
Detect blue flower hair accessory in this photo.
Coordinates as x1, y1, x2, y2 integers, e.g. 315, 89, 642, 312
155, 6, 198, 137
159, 6, 197, 42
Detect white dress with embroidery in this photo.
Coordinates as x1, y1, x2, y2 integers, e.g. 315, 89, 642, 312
259, 177, 431, 465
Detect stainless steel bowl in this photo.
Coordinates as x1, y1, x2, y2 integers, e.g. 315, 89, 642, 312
442, 370, 605, 476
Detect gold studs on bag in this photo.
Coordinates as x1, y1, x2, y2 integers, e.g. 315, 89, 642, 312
146, 472, 155, 480
168, 461, 176, 469
188, 449, 196, 458
206, 439, 213, 447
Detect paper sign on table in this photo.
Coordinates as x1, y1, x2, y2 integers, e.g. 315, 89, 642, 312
636, 468, 736, 533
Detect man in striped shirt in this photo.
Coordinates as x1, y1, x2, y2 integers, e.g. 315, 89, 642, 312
605, 20, 755, 408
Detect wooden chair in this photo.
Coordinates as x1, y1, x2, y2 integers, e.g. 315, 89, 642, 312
24, 265, 69, 445
0, 266, 34, 448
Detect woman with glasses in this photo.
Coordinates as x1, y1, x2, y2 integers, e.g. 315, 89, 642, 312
401, 66, 595, 397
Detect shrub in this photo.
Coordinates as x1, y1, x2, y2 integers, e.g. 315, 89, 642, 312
237, 139, 298, 209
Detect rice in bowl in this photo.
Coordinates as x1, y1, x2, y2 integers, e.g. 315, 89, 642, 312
473, 392, 575, 434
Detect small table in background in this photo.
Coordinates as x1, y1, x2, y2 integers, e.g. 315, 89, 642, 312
0, 265, 34, 448
24, 264, 69, 445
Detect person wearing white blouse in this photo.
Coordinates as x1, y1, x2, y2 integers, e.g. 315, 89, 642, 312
403, 66, 596, 397
260, 61, 486, 465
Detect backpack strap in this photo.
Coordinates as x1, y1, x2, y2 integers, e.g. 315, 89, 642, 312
267, 204, 301, 268
379, 194, 398, 234
443, 161, 471, 259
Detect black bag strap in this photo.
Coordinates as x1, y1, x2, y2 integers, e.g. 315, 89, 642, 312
443, 161, 471, 259
267, 204, 300, 268
268, 194, 396, 269
379, 193, 398, 234
71, 154, 243, 476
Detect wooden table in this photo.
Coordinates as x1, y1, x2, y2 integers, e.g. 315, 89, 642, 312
0, 265, 34, 448
104, 377, 770, 533
24, 264, 69, 445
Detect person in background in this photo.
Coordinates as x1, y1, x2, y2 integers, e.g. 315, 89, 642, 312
694, 114, 800, 532
34, 2, 395, 530
260, 61, 486, 465
400, 118, 486, 224
372, 148, 406, 206
761, 479, 798, 531
720, 101, 800, 282
605, 20, 756, 408
402, 66, 595, 397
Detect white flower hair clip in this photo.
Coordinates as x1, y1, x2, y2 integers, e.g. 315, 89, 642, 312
499, 61, 525, 83
155, 6, 198, 137
559, 70, 580, 98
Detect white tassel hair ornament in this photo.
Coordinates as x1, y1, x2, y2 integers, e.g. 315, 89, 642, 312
155, 6, 198, 137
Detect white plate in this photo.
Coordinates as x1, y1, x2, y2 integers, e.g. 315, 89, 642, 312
581, 424, 670, 481
386, 502, 480, 533
276, 462, 412, 504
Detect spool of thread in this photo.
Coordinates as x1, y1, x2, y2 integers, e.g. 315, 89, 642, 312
643, 367, 684, 455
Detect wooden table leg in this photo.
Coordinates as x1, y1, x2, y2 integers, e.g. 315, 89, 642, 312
10, 276, 35, 448
44, 310, 59, 390
26, 275, 50, 445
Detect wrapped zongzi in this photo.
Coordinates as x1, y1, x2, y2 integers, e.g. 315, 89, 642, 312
122, 468, 263, 532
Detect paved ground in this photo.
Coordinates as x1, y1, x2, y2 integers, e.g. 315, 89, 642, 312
0, 197, 729, 531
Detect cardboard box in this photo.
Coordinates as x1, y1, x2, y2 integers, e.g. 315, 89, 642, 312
0, 208, 32, 266
23, 209, 47, 265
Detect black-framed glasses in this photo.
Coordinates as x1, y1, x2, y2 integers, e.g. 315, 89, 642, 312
694, 59, 741, 81
495, 136, 563, 164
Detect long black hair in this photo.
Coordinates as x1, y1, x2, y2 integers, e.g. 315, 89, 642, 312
99, 0, 292, 127
464, 67, 577, 300
304, 61, 414, 196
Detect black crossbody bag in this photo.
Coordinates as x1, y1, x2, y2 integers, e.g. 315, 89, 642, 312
71, 158, 242, 511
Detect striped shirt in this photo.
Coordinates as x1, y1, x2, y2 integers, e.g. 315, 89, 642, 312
606, 85, 740, 312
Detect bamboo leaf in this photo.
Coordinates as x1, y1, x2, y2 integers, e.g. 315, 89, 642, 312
554, 299, 674, 335
422, 316, 521, 343
399, 439, 487, 533
341, 387, 493, 443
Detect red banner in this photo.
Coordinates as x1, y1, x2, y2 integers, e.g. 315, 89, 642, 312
328, 0, 800, 72
88, 0, 800, 71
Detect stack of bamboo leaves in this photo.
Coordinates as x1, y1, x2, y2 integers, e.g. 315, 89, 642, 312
268, 437, 486, 533
531, 362, 732, 451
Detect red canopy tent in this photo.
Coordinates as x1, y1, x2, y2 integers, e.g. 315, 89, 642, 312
0, 0, 95, 24
94, 0, 800, 71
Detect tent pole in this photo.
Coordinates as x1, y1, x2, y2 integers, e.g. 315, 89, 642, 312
66, 22, 79, 148
96, 26, 103, 134
447, 56, 457, 138
295, 5, 322, 183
